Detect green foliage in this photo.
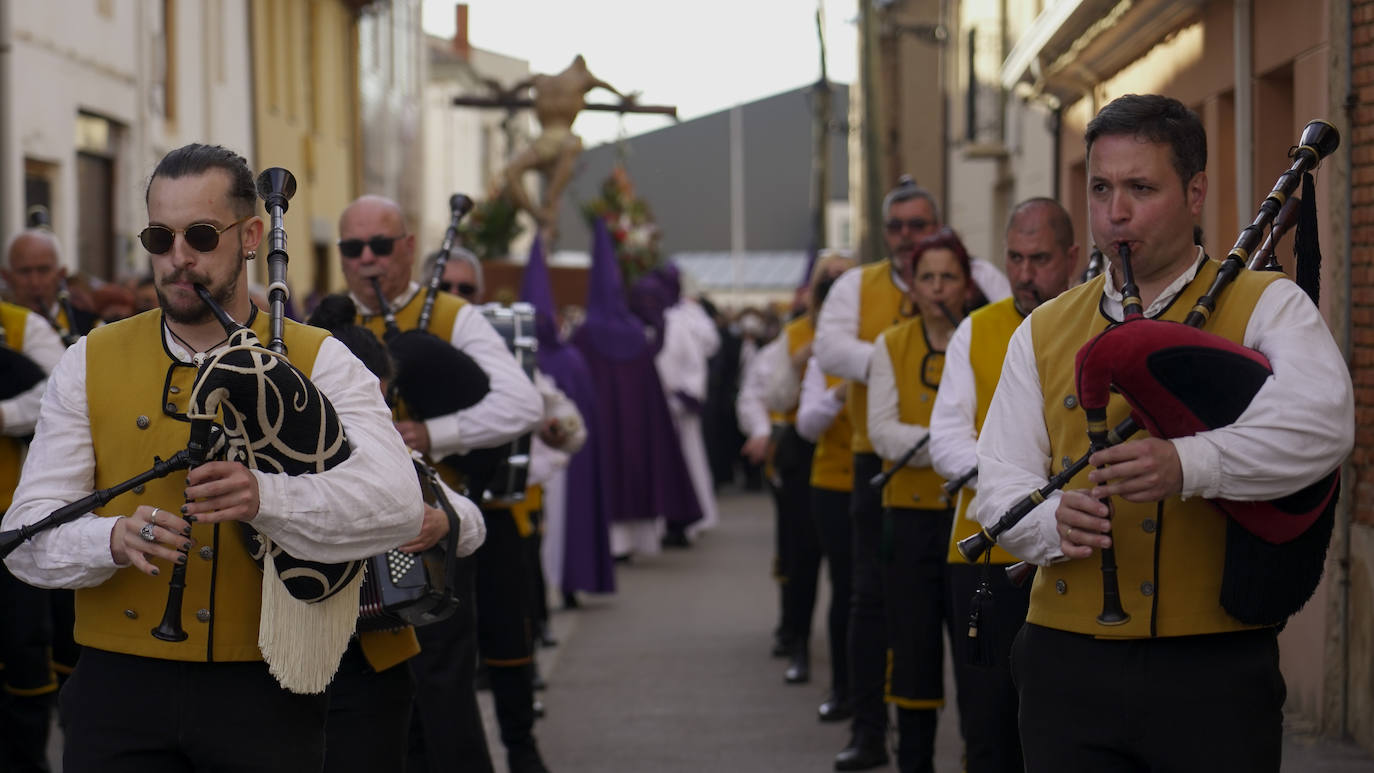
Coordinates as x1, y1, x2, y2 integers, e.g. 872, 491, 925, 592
459, 193, 525, 261
581, 165, 661, 286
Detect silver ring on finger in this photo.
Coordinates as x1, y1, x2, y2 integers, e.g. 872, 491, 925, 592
139, 522, 157, 543
149, 507, 161, 526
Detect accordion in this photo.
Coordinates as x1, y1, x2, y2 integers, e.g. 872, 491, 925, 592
357, 458, 463, 631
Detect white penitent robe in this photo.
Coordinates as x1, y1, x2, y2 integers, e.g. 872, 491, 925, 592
656, 299, 722, 535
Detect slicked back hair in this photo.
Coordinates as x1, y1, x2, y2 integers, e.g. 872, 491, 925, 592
146, 143, 257, 218
882, 177, 942, 224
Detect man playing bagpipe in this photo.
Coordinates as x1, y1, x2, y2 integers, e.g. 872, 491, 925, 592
2, 143, 425, 772
928, 198, 1078, 773
336, 195, 543, 773
975, 94, 1353, 771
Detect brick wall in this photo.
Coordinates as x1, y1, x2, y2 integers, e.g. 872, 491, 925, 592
1353, 0, 1374, 525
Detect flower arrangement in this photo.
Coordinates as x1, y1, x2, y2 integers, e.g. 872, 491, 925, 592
582, 164, 661, 286
458, 191, 524, 261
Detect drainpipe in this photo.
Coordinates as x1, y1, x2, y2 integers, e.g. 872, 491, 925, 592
1234, 0, 1252, 224
1340, 0, 1354, 739
0, 0, 13, 242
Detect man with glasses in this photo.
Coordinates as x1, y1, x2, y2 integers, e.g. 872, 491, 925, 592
4, 228, 97, 342
0, 231, 65, 772
336, 195, 545, 773
2, 143, 424, 772
813, 176, 940, 770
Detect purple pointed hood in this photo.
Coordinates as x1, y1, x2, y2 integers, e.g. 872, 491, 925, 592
518, 234, 560, 351
575, 219, 647, 360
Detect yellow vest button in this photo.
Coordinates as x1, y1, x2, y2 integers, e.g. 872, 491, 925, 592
1141, 518, 1156, 534
1061, 456, 1074, 470
168, 385, 180, 394
136, 415, 150, 429
1055, 579, 1067, 594
165, 402, 177, 413
1063, 396, 1077, 409
133, 484, 145, 494
1140, 581, 1155, 596
196, 609, 211, 623
124, 609, 138, 619
199, 546, 214, 560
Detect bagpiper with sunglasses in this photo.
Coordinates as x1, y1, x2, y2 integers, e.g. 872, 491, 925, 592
336, 194, 545, 773
2, 143, 424, 772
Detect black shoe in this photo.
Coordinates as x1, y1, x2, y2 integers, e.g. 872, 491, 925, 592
784, 645, 809, 684
817, 694, 853, 722
661, 530, 691, 549
834, 737, 888, 771
562, 590, 580, 609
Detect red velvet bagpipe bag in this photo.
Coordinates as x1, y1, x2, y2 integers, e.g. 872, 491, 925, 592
1074, 313, 1339, 625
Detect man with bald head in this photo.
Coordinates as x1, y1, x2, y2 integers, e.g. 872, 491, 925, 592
4, 229, 96, 342
0, 230, 66, 771
337, 194, 545, 773
927, 197, 1078, 773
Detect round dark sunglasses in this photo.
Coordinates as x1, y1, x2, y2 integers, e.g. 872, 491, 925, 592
337, 235, 403, 259
139, 215, 252, 255
439, 281, 478, 299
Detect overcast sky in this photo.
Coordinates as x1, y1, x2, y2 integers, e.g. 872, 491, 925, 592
421, 0, 859, 147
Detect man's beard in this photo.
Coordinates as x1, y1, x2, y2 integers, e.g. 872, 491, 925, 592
157, 264, 242, 325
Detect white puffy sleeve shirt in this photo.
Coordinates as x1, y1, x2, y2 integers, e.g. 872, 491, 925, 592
0, 310, 66, 435
813, 266, 871, 383
865, 331, 931, 468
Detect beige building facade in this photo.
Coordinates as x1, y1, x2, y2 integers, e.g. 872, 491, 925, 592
1, 0, 254, 283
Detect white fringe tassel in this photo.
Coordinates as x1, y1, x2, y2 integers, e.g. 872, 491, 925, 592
256, 542, 361, 695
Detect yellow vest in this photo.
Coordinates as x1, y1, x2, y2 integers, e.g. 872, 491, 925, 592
876, 317, 947, 511
509, 484, 543, 538
947, 297, 1022, 564
77, 309, 326, 661
810, 370, 854, 492
1026, 259, 1281, 638
849, 261, 907, 454
0, 303, 32, 511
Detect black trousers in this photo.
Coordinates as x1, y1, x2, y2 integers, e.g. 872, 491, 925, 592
847, 452, 887, 741
407, 559, 494, 773
325, 639, 414, 773
475, 508, 540, 762
60, 648, 328, 773
776, 429, 818, 645
881, 507, 952, 706
0, 564, 55, 772
944, 562, 1029, 773
1012, 623, 1285, 773
811, 486, 852, 695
